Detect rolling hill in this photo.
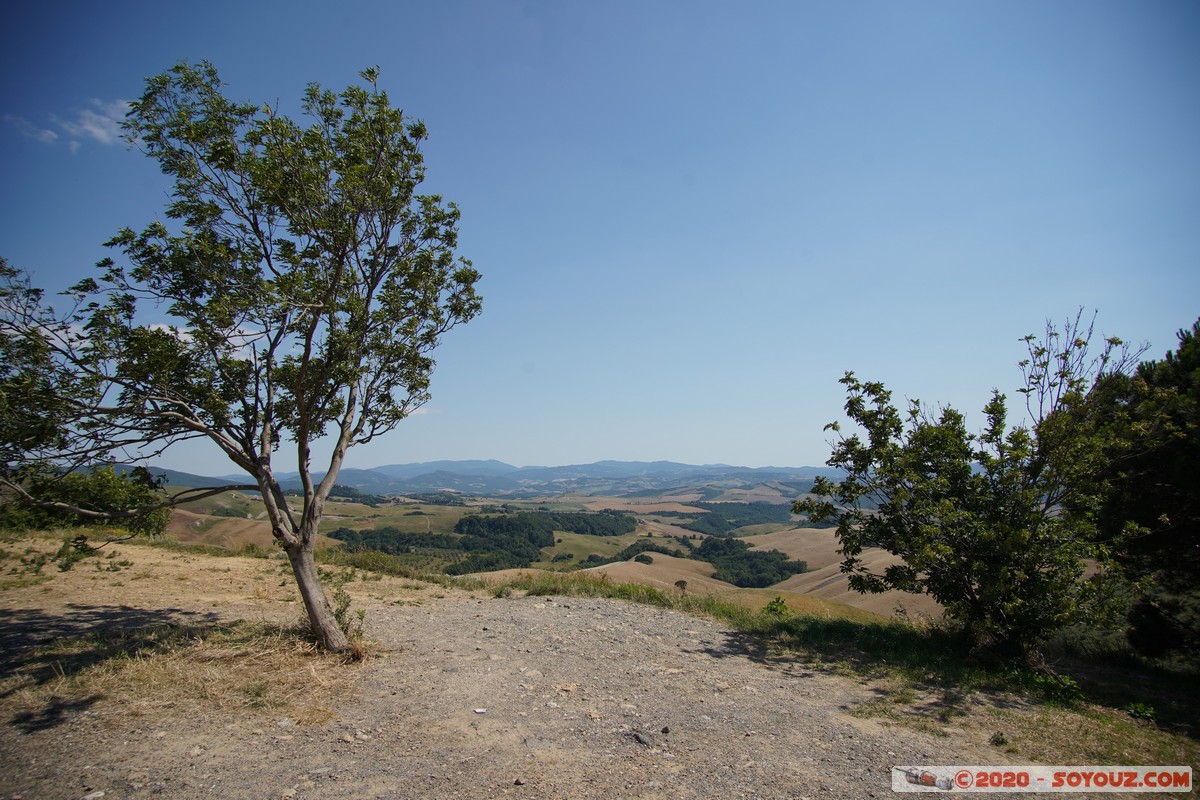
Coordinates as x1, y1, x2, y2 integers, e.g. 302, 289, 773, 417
140, 459, 842, 498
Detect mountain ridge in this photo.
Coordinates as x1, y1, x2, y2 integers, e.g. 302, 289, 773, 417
142, 459, 841, 497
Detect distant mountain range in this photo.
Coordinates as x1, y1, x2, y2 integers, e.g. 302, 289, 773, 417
137, 459, 841, 498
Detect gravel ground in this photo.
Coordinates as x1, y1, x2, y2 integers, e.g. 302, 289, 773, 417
1, 592, 996, 800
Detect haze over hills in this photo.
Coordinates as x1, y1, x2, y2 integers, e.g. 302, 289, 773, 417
141, 459, 842, 498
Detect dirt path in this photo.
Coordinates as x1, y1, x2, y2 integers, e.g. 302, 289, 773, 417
1, 597, 995, 798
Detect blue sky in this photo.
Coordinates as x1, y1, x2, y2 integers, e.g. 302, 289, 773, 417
2, 0, 1197, 474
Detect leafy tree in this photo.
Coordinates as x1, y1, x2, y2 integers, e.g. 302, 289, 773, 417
1091, 319, 1200, 658
795, 313, 1141, 660
0, 62, 481, 652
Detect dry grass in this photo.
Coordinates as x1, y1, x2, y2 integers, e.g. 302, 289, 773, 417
976, 702, 1200, 767
1, 618, 360, 728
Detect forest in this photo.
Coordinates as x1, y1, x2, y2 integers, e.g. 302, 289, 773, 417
652, 501, 797, 535
327, 510, 638, 576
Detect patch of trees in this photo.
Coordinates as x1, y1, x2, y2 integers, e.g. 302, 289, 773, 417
694, 536, 808, 588
617, 538, 688, 561
652, 502, 796, 535
405, 493, 468, 507
211, 507, 251, 518
0, 465, 171, 537
796, 312, 1200, 662
329, 485, 388, 507
1091, 319, 1200, 661
326, 525, 461, 555
455, 511, 636, 539
575, 534, 804, 589
448, 522, 551, 575
443, 511, 634, 575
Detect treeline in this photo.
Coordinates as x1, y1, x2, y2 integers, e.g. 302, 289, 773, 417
578, 534, 807, 589
694, 536, 807, 588
327, 519, 550, 575
652, 502, 797, 535
326, 525, 460, 554
327, 511, 638, 576
447, 511, 636, 574
454, 510, 635, 539
328, 484, 389, 507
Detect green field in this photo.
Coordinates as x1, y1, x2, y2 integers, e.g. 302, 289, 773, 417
532, 530, 642, 567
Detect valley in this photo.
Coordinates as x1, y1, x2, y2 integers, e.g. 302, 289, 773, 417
165, 459, 941, 621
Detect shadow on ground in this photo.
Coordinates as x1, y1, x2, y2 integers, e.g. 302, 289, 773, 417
686, 616, 1200, 741
0, 604, 223, 731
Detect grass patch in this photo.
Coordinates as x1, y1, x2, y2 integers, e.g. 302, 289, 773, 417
315, 547, 455, 586
1, 619, 358, 730
986, 703, 1198, 766
0, 573, 52, 590
533, 530, 642, 566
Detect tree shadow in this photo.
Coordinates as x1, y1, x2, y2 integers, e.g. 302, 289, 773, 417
0, 604, 223, 732
684, 614, 1200, 740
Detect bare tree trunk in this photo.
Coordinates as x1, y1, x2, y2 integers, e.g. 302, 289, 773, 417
285, 540, 350, 653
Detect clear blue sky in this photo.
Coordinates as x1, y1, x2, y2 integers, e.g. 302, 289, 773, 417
2, 0, 1197, 474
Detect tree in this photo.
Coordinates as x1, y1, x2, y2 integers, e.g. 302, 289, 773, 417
0, 62, 481, 652
1091, 319, 1200, 657
795, 313, 1141, 660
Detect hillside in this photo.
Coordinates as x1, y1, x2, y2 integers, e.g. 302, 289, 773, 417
742, 528, 944, 618
4, 532, 1197, 799
0, 534, 1010, 799
162, 496, 941, 620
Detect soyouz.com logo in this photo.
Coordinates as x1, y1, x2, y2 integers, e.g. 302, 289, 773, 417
892, 766, 1193, 792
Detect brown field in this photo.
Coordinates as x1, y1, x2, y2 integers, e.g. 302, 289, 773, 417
701, 485, 794, 503
742, 527, 845, 566
743, 527, 942, 618
583, 553, 737, 594
167, 509, 341, 551
637, 519, 704, 539
582, 498, 708, 514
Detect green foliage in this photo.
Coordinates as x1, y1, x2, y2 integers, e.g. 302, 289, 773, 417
210, 506, 250, 518
314, 546, 446, 581
440, 511, 637, 575
694, 535, 807, 588
329, 485, 387, 507
324, 569, 364, 640
797, 313, 1140, 659
762, 596, 791, 617
655, 502, 796, 535
54, 535, 91, 572
614, 538, 686, 561
0, 466, 170, 537
327, 525, 461, 554
1087, 319, 1200, 661
0, 61, 483, 651
1123, 702, 1156, 723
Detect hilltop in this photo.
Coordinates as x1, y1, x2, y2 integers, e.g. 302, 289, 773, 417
3, 532, 1196, 799
0, 535, 1003, 799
